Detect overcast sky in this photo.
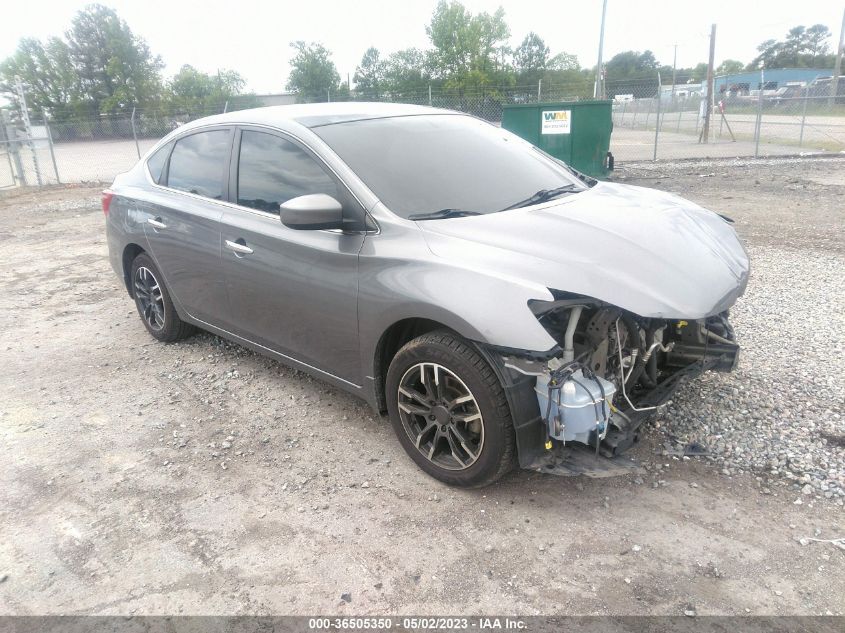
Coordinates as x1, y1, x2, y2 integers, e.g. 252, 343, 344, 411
2, 0, 843, 93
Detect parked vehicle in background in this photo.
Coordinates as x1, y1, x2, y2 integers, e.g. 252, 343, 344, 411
104, 103, 749, 487
808, 76, 845, 103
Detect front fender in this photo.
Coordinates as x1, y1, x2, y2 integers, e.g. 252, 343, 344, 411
357, 242, 559, 384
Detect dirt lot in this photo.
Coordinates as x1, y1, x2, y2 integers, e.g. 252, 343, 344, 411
1, 159, 843, 616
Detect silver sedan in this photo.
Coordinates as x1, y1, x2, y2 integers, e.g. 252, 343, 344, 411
104, 103, 749, 487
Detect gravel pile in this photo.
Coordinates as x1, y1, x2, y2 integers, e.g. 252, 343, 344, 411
653, 242, 845, 505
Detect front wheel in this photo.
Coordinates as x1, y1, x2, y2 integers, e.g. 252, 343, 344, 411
385, 330, 516, 487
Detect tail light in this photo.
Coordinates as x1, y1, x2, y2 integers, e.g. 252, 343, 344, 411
101, 190, 114, 216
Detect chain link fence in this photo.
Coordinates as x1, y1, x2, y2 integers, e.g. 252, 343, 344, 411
607, 75, 845, 162
2, 76, 843, 189
0, 104, 245, 188
1, 114, 60, 188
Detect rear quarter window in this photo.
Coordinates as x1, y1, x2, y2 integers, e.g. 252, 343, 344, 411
145, 141, 172, 184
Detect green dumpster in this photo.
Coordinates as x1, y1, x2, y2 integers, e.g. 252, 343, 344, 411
501, 100, 613, 178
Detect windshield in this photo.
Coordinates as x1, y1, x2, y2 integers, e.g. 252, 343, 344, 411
312, 114, 585, 219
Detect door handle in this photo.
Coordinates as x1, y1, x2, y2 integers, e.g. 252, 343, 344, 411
225, 239, 254, 255
147, 217, 167, 230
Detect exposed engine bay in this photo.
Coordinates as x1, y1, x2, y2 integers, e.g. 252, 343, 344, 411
501, 296, 740, 464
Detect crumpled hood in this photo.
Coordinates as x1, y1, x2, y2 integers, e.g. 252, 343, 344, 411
417, 181, 750, 319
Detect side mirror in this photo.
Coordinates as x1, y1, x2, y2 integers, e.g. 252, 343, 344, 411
280, 194, 344, 230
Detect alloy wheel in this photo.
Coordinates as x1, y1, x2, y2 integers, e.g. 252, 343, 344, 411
133, 266, 165, 331
397, 362, 484, 470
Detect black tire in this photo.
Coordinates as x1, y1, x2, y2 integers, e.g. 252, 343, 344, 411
385, 330, 516, 488
130, 252, 195, 342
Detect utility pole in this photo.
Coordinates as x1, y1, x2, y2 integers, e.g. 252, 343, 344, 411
654, 72, 662, 160
671, 44, 677, 101
594, 0, 608, 99
755, 68, 764, 157
700, 24, 716, 144
831, 7, 845, 106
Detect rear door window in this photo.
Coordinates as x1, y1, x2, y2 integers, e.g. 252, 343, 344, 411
236, 130, 338, 213
166, 129, 231, 200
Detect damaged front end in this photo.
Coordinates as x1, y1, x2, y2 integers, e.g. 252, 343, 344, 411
478, 293, 739, 477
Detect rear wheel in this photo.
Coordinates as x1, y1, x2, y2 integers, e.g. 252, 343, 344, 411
386, 330, 515, 487
130, 252, 195, 342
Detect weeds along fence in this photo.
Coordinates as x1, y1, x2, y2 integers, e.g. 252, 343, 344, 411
2, 77, 844, 188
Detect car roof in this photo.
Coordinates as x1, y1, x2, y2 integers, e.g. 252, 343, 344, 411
175, 102, 462, 133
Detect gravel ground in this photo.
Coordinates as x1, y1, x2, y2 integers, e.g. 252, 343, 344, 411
618, 157, 845, 507
1, 159, 843, 616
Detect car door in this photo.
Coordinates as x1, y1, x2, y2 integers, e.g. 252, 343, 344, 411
140, 127, 232, 324
219, 127, 366, 385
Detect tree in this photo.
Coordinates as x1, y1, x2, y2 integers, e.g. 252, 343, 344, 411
65, 4, 164, 114
333, 80, 351, 101
805, 24, 832, 62
0, 37, 79, 118
167, 65, 251, 114
689, 62, 709, 83
286, 41, 340, 103
542, 53, 590, 97
547, 52, 579, 72
602, 50, 664, 97
1, 4, 164, 117
353, 47, 385, 99
604, 50, 660, 82
426, 1, 510, 91
426, 0, 470, 79
382, 48, 431, 99
748, 24, 834, 69
470, 7, 510, 80
513, 32, 549, 85
716, 59, 744, 75
749, 40, 780, 70
784, 26, 808, 62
